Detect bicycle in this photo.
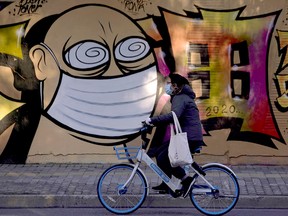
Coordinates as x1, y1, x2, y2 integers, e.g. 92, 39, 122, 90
97, 122, 240, 215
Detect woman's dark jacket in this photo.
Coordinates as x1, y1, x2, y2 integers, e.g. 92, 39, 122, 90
150, 84, 203, 141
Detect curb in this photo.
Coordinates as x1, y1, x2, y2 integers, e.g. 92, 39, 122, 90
0, 195, 287, 209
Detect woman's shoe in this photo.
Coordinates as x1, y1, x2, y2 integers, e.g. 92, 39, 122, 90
152, 182, 169, 191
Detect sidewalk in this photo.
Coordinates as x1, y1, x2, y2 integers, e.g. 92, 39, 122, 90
0, 163, 288, 209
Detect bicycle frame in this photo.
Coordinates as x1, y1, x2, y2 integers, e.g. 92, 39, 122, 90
120, 147, 218, 195
138, 149, 180, 192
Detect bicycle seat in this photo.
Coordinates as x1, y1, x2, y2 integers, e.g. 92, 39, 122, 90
191, 146, 202, 154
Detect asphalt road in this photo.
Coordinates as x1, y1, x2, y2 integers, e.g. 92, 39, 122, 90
0, 208, 288, 216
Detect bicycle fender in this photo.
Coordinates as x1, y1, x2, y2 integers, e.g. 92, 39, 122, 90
202, 163, 238, 178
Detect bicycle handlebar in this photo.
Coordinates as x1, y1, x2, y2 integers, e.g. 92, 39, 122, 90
140, 121, 153, 149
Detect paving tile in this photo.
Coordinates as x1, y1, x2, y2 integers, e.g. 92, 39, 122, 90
0, 163, 288, 199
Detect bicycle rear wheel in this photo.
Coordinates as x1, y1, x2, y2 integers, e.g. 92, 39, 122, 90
97, 164, 148, 214
190, 164, 239, 216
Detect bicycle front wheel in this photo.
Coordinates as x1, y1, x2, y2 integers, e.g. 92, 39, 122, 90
97, 164, 148, 215
190, 164, 240, 216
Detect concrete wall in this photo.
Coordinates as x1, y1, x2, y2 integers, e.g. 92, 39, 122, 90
0, 0, 287, 164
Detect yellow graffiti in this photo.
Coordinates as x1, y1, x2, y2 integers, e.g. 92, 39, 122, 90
0, 95, 24, 120
276, 74, 288, 109
0, 23, 25, 59
277, 30, 288, 70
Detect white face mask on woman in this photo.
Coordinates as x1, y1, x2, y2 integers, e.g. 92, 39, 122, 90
165, 83, 174, 95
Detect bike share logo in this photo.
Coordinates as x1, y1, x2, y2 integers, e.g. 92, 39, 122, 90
150, 163, 170, 183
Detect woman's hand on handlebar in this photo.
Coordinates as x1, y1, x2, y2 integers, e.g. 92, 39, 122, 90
144, 118, 153, 126
141, 120, 153, 132
140, 121, 153, 143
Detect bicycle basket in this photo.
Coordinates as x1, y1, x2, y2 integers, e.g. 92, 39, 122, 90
114, 146, 140, 160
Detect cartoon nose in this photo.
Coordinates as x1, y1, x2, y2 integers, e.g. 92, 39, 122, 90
100, 59, 124, 77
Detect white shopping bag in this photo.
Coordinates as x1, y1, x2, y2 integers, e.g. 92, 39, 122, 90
168, 111, 193, 167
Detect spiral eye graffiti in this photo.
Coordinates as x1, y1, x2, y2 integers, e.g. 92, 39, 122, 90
65, 41, 109, 70
115, 38, 151, 62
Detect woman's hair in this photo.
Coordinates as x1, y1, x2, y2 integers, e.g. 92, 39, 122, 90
169, 73, 189, 87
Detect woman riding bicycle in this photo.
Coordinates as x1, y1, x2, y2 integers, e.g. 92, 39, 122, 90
145, 73, 204, 198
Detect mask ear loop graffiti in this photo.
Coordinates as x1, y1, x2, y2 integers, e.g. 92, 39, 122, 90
39, 42, 62, 110
39, 81, 44, 109
39, 42, 61, 68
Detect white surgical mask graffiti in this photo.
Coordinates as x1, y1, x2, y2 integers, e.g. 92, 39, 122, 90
46, 69, 157, 137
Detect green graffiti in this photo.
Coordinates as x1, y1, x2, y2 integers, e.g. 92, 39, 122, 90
0, 95, 24, 120
0, 23, 25, 59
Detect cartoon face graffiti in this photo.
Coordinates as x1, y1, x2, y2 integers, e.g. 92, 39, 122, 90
29, 5, 158, 144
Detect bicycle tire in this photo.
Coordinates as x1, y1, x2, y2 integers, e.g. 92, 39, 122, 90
190, 164, 240, 216
97, 164, 148, 214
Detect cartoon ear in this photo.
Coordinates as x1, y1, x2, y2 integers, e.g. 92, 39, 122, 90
29, 44, 48, 81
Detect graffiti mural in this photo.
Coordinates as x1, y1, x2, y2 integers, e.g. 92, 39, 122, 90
160, 7, 283, 147
0, 0, 287, 164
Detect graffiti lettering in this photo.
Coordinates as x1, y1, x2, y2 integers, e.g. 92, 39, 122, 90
205, 105, 242, 117
276, 30, 288, 72
120, 0, 148, 13
275, 74, 288, 111
14, 0, 46, 16
275, 30, 288, 111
